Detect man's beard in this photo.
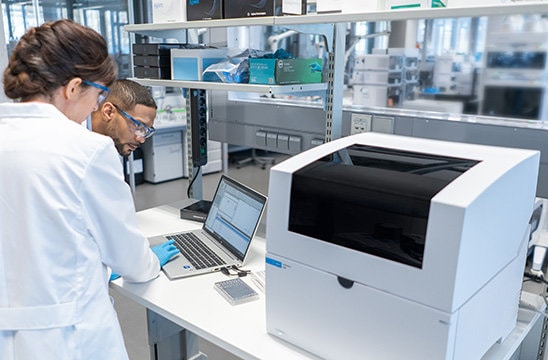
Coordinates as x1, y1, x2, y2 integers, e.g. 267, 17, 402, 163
113, 139, 129, 157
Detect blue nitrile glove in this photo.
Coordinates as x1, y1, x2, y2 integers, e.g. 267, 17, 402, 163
151, 239, 180, 267
109, 272, 120, 281
309, 62, 322, 73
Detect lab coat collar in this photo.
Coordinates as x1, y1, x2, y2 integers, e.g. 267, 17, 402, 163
0, 102, 70, 123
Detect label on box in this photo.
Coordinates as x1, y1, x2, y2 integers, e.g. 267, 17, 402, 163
282, 0, 306, 14
153, 0, 186, 22
316, 0, 343, 13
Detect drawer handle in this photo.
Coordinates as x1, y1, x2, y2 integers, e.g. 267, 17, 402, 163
337, 276, 354, 289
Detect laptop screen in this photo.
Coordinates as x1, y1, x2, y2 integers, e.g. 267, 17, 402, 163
204, 176, 267, 260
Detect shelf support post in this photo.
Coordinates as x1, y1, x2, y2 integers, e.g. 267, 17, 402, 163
324, 22, 346, 142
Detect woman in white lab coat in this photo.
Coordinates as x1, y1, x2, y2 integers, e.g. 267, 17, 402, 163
0, 19, 177, 359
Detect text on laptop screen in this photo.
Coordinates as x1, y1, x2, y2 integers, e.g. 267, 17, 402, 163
204, 177, 265, 258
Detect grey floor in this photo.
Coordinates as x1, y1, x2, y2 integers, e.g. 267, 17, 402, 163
111, 150, 289, 360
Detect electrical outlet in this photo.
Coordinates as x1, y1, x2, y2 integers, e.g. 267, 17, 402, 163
350, 113, 372, 135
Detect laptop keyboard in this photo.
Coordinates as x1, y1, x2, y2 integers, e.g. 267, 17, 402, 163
167, 232, 226, 270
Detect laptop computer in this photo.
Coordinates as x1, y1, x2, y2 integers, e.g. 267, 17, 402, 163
151, 175, 267, 280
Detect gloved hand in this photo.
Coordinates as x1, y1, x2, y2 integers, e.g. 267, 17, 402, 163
109, 272, 120, 281
108, 240, 179, 282
151, 239, 180, 267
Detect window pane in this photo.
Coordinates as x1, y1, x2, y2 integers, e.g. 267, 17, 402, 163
2, 0, 131, 78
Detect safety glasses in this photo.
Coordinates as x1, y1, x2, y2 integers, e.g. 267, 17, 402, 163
112, 103, 156, 139
83, 80, 110, 106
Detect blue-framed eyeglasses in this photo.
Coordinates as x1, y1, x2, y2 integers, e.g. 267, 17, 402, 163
83, 80, 110, 106
112, 103, 156, 139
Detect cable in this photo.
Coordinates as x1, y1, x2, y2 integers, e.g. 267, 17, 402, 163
524, 271, 548, 286
221, 266, 251, 277
520, 300, 548, 319
186, 166, 202, 198
522, 275, 548, 322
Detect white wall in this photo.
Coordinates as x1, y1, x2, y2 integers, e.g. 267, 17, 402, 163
0, 5, 10, 103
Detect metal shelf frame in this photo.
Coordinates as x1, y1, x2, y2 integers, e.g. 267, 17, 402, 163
125, 3, 548, 33
125, 19, 346, 198
124, 2, 548, 196
125, 1, 548, 142
127, 78, 328, 95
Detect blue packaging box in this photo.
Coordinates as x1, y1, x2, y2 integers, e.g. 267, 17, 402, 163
170, 48, 228, 81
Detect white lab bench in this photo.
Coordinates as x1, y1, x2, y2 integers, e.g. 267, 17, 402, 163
110, 202, 547, 360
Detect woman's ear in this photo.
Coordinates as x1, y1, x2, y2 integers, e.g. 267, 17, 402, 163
64, 78, 83, 101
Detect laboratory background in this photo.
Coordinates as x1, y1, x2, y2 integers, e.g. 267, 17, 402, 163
2, 0, 548, 359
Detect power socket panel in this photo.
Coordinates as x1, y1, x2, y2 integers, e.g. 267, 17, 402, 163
350, 113, 372, 135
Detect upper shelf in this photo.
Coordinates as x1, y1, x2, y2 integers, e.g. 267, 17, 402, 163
128, 78, 328, 95
124, 2, 548, 35
277, 3, 548, 24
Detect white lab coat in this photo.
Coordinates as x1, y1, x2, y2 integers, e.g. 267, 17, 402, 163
0, 102, 160, 359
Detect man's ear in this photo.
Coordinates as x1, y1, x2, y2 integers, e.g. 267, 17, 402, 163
101, 102, 117, 122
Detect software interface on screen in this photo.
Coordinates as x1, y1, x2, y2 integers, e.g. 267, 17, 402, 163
205, 178, 264, 257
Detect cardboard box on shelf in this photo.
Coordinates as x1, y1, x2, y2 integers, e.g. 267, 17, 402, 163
385, 0, 446, 9
152, 0, 186, 22
133, 43, 189, 56
133, 66, 172, 79
133, 55, 171, 67
316, 0, 380, 13
282, 0, 306, 14
133, 43, 190, 80
223, 0, 276, 18
315, 0, 343, 13
186, 0, 223, 20
249, 58, 323, 85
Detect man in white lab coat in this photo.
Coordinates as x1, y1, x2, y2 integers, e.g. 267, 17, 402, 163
0, 20, 178, 359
